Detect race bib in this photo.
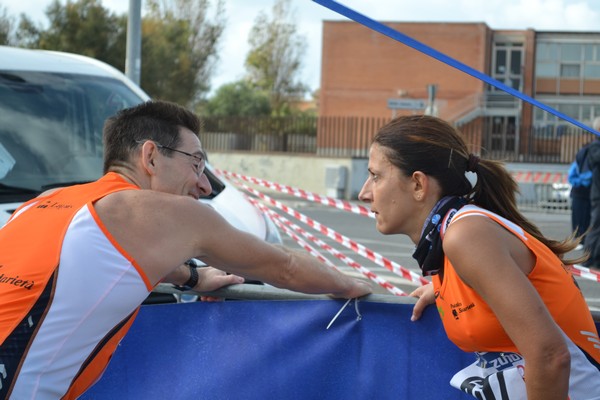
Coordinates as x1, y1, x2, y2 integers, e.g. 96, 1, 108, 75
450, 352, 526, 400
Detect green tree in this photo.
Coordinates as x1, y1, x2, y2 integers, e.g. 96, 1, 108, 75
12, 0, 224, 106
0, 5, 15, 45
13, 15, 42, 48
203, 80, 271, 117
245, 0, 308, 116
16, 0, 127, 69
143, 0, 225, 106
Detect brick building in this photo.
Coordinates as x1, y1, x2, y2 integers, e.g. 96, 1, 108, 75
319, 21, 600, 161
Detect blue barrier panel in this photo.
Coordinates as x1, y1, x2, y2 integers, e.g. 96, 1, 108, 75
82, 300, 477, 399
82, 299, 600, 399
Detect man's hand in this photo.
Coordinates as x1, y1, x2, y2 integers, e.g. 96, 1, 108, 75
330, 277, 372, 299
194, 267, 245, 302
409, 283, 435, 321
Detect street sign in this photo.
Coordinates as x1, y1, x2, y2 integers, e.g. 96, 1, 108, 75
387, 98, 427, 110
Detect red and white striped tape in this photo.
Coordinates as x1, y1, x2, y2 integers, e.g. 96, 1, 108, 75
221, 169, 597, 286
511, 171, 567, 184
258, 206, 341, 272
217, 169, 569, 222
251, 200, 405, 296
237, 182, 429, 287
570, 264, 600, 283
216, 169, 374, 218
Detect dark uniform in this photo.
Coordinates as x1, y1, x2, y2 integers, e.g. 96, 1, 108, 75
569, 143, 592, 243
583, 140, 600, 269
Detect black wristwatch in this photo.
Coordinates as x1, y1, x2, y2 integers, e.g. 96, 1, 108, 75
173, 260, 199, 291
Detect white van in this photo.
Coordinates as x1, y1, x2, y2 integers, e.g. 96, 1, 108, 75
0, 46, 281, 254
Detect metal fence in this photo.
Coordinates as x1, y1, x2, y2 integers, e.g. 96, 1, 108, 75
201, 115, 597, 163
201, 116, 591, 213
202, 116, 318, 153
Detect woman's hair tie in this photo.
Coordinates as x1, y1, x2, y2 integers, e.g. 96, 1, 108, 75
466, 153, 480, 172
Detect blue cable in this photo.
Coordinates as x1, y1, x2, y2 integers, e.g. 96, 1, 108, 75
313, 0, 598, 135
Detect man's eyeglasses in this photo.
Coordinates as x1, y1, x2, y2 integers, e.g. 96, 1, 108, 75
136, 140, 205, 176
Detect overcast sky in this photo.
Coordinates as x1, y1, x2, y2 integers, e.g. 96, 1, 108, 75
5, 0, 600, 93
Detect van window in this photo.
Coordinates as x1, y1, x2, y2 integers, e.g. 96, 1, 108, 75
0, 71, 144, 202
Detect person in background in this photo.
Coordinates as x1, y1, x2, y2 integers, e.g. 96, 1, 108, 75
358, 115, 599, 400
582, 116, 600, 270
568, 134, 594, 251
0, 100, 372, 399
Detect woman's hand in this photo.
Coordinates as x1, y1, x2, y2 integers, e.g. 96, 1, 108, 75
409, 283, 435, 321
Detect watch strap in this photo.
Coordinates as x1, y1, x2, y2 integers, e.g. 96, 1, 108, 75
174, 261, 199, 291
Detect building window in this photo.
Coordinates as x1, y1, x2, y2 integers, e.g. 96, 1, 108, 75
510, 51, 522, 75
536, 38, 600, 96
561, 43, 581, 61
492, 44, 523, 92
536, 42, 558, 61
534, 101, 600, 138
584, 44, 594, 61
496, 49, 507, 74
582, 104, 593, 121
584, 64, 600, 78
536, 63, 558, 77
560, 64, 580, 78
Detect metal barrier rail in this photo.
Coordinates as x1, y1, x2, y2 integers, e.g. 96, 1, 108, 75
153, 283, 600, 322
153, 283, 410, 304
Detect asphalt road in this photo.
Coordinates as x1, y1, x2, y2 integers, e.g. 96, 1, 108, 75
274, 196, 600, 311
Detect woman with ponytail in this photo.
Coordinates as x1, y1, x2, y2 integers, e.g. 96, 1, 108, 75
359, 115, 599, 400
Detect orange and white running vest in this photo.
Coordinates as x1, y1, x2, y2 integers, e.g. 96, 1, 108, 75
0, 173, 153, 399
433, 205, 600, 399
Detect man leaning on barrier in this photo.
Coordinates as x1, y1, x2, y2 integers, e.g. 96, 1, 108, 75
0, 100, 372, 399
